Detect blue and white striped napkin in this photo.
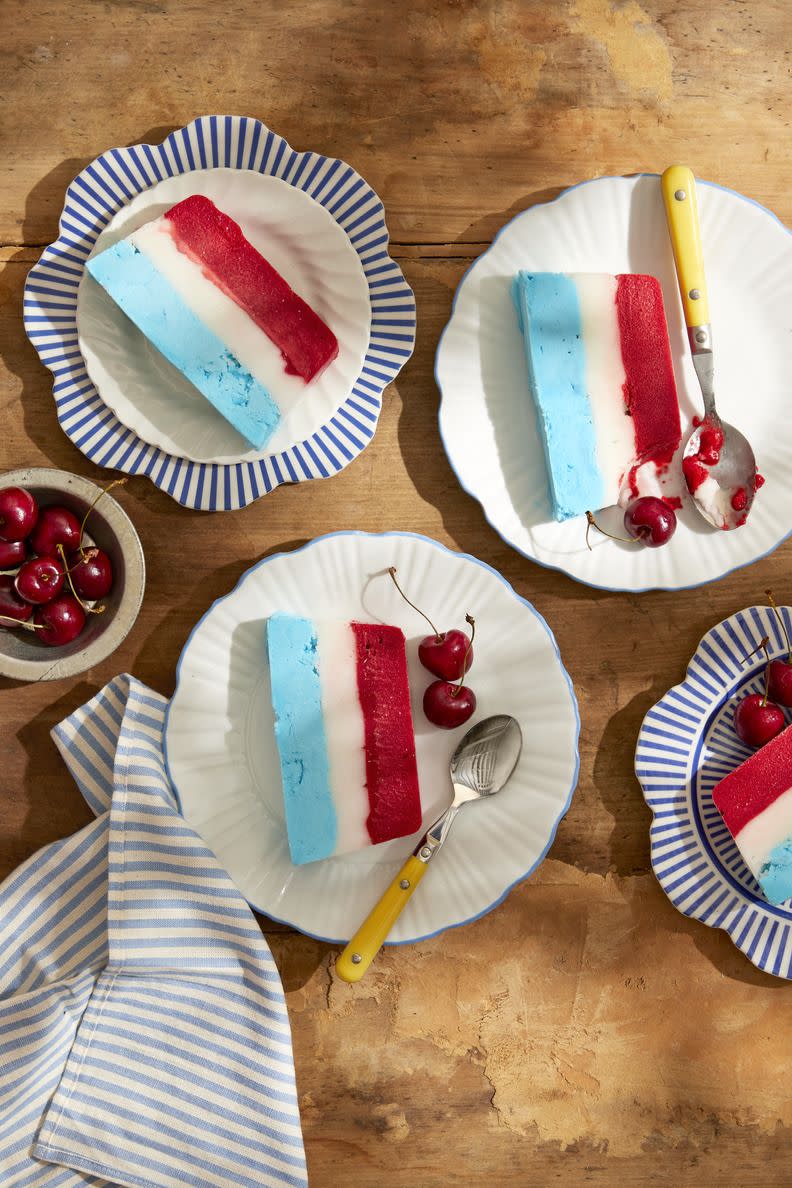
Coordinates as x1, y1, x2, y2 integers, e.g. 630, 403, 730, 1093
0, 674, 308, 1188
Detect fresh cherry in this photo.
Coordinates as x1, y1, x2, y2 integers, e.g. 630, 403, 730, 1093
733, 694, 784, 748
388, 567, 475, 680
423, 680, 477, 729
418, 629, 473, 681
30, 506, 81, 557
0, 575, 33, 624
15, 556, 64, 605
764, 590, 792, 707
0, 538, 28, 570
68, 548, 113, 600
624, 497, 677, 548
0, 487, 38, 542
34, 595, 86, 646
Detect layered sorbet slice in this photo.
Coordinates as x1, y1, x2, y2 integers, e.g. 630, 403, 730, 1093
85, 195, 338, 450
512, 272, 681, 521
266, 613, 422, 865
713, 723, 792, 905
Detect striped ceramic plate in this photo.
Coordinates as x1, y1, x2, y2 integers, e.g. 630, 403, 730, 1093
636, 605, 792, 978
23, 115, 415, 511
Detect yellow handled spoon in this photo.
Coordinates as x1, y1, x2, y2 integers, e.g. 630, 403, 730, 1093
661, 165, 758, 530
336, 714, 523, 983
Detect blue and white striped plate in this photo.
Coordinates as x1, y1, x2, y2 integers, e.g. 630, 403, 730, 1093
23, 115, 416, 511
636, 605, 792, 978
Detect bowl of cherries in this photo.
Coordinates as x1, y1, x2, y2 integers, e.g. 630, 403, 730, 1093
0, 468, 145, 681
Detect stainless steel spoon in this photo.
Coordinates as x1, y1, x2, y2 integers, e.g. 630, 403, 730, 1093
661, 166, 758, 530
336, 715, 523, 983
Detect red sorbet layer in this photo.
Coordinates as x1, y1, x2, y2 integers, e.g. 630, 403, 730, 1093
351, 622, 422, 844
615, 274, 681, 465
713, 722, 792, 837
164, 195, 339, 382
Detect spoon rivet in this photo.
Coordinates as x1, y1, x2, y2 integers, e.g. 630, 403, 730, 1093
399, 879, 410, 890
420, 846, 432, 859
351, 953, 362, 965
689, 288, 701, 300
674, 189, 686, 201
695, 330, 707, 344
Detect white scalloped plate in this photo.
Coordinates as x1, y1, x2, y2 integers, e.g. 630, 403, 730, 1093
436, 174, 792, 591
163, 532, 580, 944
77, 168, 371, 464
636, 605, 792, 978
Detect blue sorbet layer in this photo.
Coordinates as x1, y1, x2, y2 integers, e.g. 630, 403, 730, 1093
512, 272, 603, 521
86, 240, 280, 450
759, 835, 792, 905
266, 613, 337, 865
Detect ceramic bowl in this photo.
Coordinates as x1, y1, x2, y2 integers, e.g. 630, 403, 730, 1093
0, 468, 145, 681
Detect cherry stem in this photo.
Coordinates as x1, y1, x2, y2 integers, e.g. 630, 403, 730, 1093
743, 635, 772, 707
57, 544, 106, 615
388, 566, 441, 639
453, 615, 476, 697
585, 510, 639, 550
0, 615, 44, 631
765, 589, 792, 665
79, 477, 127, 561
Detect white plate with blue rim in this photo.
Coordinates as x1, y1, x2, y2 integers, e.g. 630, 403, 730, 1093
24, 115, 416, 511
436, 174, 792, 591
163, 530, 580, 944
636, 603, 792, 978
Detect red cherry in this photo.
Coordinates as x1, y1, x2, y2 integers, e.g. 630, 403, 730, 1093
733, 693, 785, 748
14, 556, 65, 605
30, 506, 81, 557
768, 659, 792, 708
67, 548, 113, 600
418, 629, 474, 681
34, 595, 86, 646
423, 680, 477, 729
0, 538, 28, 570
0, 575, 33, 624
0, 487, 38, 542
624, 497, 677, 548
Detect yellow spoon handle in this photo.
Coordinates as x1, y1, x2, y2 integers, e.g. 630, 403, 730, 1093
661, 165, 711, 328
335, 854, 428, 983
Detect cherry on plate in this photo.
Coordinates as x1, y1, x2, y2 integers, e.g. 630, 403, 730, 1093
0, 487, 38, 542
418, 629, 473, 682
30, 506, 81, 557
15, 556, 65, 605
733, 693, 785, 748
34, 595, 86, 646
624, 497, 677, 548
423, 680, 477, 729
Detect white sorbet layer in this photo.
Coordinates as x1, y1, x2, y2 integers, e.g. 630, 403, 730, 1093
131, 218, 308, 413
735, 785, 792, 878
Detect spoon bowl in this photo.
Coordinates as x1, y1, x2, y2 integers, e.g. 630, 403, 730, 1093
683, 415, 757, 530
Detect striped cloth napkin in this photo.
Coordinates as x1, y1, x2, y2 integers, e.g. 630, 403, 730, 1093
0, 675, 308, 1188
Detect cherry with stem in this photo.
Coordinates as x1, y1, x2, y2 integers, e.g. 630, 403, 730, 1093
764, 590, 792, 707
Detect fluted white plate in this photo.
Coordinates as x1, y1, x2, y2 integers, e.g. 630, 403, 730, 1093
163, 531, 580, 944
436, 174, 792, 591
78, 168, 371, 464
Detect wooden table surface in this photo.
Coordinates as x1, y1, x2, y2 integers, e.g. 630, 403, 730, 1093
2, 2, 791, 1183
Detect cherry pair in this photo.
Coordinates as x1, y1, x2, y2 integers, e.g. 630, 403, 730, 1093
389, 568, 477, 729
733, 593, 792, 748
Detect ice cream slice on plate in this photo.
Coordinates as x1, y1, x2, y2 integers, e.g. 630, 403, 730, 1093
266, 613, 422, 865
512, 272, 681, 522
713, 723, 792, 905
85, 195, 339, 450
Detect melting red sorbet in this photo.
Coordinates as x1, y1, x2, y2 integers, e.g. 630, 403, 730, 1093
731, 487, 748, 512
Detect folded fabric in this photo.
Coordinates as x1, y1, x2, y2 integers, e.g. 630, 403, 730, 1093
0, 675, 307, 1188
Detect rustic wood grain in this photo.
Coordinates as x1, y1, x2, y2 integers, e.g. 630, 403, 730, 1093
2, 1, 792, 1184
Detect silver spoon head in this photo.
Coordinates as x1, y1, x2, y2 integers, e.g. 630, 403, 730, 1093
683, 418, 757, 531
449, 714, 523, 802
